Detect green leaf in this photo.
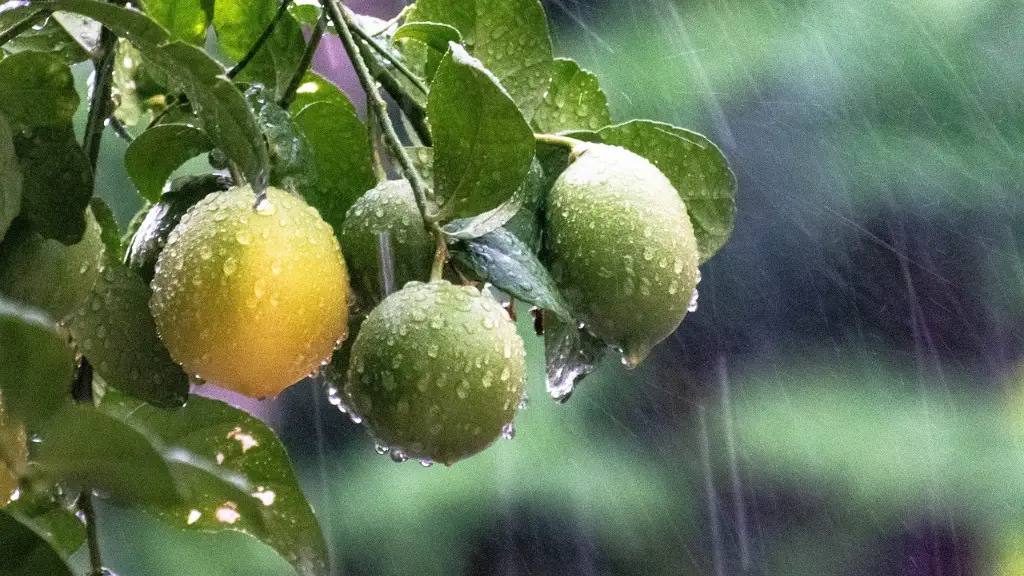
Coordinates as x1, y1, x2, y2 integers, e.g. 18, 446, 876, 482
5, 496, 86, 560
1, 11, 90, 64
0, 297, 74, 429
287, 71, 346, 115
0, 51, 79, 127
393, 22, 462, 80
139, 0, 212, 44
0, 115, 22, 242
443, 157, 543, 240
112, 39, 171, 127
406, 146, 434, 189
13, 123, 92, 245
293, 101, 376, 237
88, 197, 122, 259
287, 0, 320, 26
0, 509, 75, 576
126, 124, 214, 202
125, 174, 229, 283
429, 43, 535, 221
65, 255, 189, 408
597, 120, 737, 262
244, 85, 314, 191
48, 0, 270, 192
407, 0, 553, 119
543, 310, 608, 402
451, 227, 571, 321
213, 0, 305, 98
100, 391, 330, 576
532, 58, 610, 133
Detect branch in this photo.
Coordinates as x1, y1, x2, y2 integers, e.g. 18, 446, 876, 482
80, 491, 104, 576
278, 10, 329, 110
322, 0, 434, 231
83, 18, 119, 170
355, 36, 432, 146
227, 0, 295, 80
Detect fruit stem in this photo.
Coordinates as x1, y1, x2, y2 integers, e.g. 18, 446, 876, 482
534, 133, 586, 151
0, 8, 46, 48
278, 10, 329, 110
323, 0, 435, 230
80, 490, 105, 576
227, 0, 294, 80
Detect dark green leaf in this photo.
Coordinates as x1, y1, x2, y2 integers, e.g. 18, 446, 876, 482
0, 298, 74, 429
35, 404, 182, 506
139, 0, 212, 44
287, 71, 346, 115
503, 157, 547, 252
543, 311, 607, 403
429, 43, 535, 221
4, 497, 86, 559
244, 85, 314, 191
65, 255, 189, 408
451, 227, 571, 319
48, 0, 270, 192
597, 120, 737, 262
406, 146, 434, 189
293, 101, 376, 237
443, 158, 542, 240
213, 0, 305, 98
532, 58, 610, 133
1, 11, 90, 64
13, 123, 92, 245
0, 509, 75, 576
100, 391, 330, 576
126, 174, 229, 283
0, 51, 79, 127
393, 22, 462, 80
126, 124, 214, 202
0, 115, 22, 242
112, 39, 171, 126
408, 0, 553, 119
88, 197, 122, 259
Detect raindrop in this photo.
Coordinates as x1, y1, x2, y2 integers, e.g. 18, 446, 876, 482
389, 447, 408, 463
688, 287, 699, 313
419, 459, 433, 467
501, 422, 516, 440
374, 442, 388, 455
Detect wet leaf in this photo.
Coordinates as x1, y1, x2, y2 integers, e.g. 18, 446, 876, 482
112, 39, 171, 126
0, 51, 79, 127
533, 58, 610, 133
452, 227, 571, 321
138, 0, 212, 44
4, 497, 85, 560
126, 123, 214, 203
293, 100, 376, 237
88, 197, 122, 260
407, 0, 553, 119
443, 158, 543, 240
0, 10, 90, 64
66, 254, 189, 408
0, 508, 75, 576
0, 297, 74, 429
100, 390, 330, 576
0, 115, 21, 242
213, 0, 305, 98
244, 85, 314, 191
406, 146, 434, 189
393, 21, 462, 80
597, 120, 737, 263
543, 311, 607, 402
429, 43, 534, 221
287, 71, 346, 115
48, 0, 270, 192
125, 174, 229, 283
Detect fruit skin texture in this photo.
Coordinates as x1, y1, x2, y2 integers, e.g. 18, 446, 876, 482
341, 180, 434, 307
0, 210, 103, 322
345, 281, 526, 465
150, 186, 349, 398
545, 143, 700, 367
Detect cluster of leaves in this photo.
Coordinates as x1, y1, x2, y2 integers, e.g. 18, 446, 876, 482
0, 0, 735, 574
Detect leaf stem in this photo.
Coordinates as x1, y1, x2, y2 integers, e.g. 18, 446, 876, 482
227, 0, 295, 80
534, 133, 585, 151
80, 490, 105, 576
278, 10, 329, 110
343, 5, 428, 96
322, 0, 434, 230
0, 8, 46, 47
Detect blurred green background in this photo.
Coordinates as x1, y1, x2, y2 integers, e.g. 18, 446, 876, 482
82, 0, 1024, 574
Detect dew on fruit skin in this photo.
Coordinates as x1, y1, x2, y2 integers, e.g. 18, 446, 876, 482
419, 459, 433, 467
222, 257, 237, 276
688, 287, 700, 313
388, 447, 408, 463
374, 441, 388, 455
501, 422, 516, 440
518, 392, 529, 410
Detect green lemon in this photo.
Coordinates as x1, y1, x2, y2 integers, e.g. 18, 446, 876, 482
545, 143, 700, 367
150, 186, 350, 398
345, 280, 526, 465
0, 209, 103, 322
341, 179, 434, 306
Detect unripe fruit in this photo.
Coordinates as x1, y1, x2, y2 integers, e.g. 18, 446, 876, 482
0, 210, 103, 322
150, 186, 349, 398
545, 143, 700, 367
341, 180, 434, 305
345, 281, 526, 465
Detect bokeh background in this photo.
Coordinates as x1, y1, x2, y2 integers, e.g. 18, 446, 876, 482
84, 0, 1024, 574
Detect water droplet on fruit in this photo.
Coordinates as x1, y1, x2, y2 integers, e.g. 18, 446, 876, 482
235, 230, 252, 245
688, 287, 699, 313
222, 257, 237, 276
501, 422, 516, 440
389, 447, 408, 463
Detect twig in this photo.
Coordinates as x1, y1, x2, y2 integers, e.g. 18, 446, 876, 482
227, 0, 295, 80
0, 8, 46, 47
108, 116, 134, 144
83, 20, 120, 170
355, 36, 432, 146
322, 0, 434, 231
278, 10, 329, 110
80, 490, 104, 576
344, 5, 428, 96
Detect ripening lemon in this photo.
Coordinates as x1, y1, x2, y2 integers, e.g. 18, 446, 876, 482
545, 143, 700, 367
345, 281, 526, 465
150, 186, 349, 398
